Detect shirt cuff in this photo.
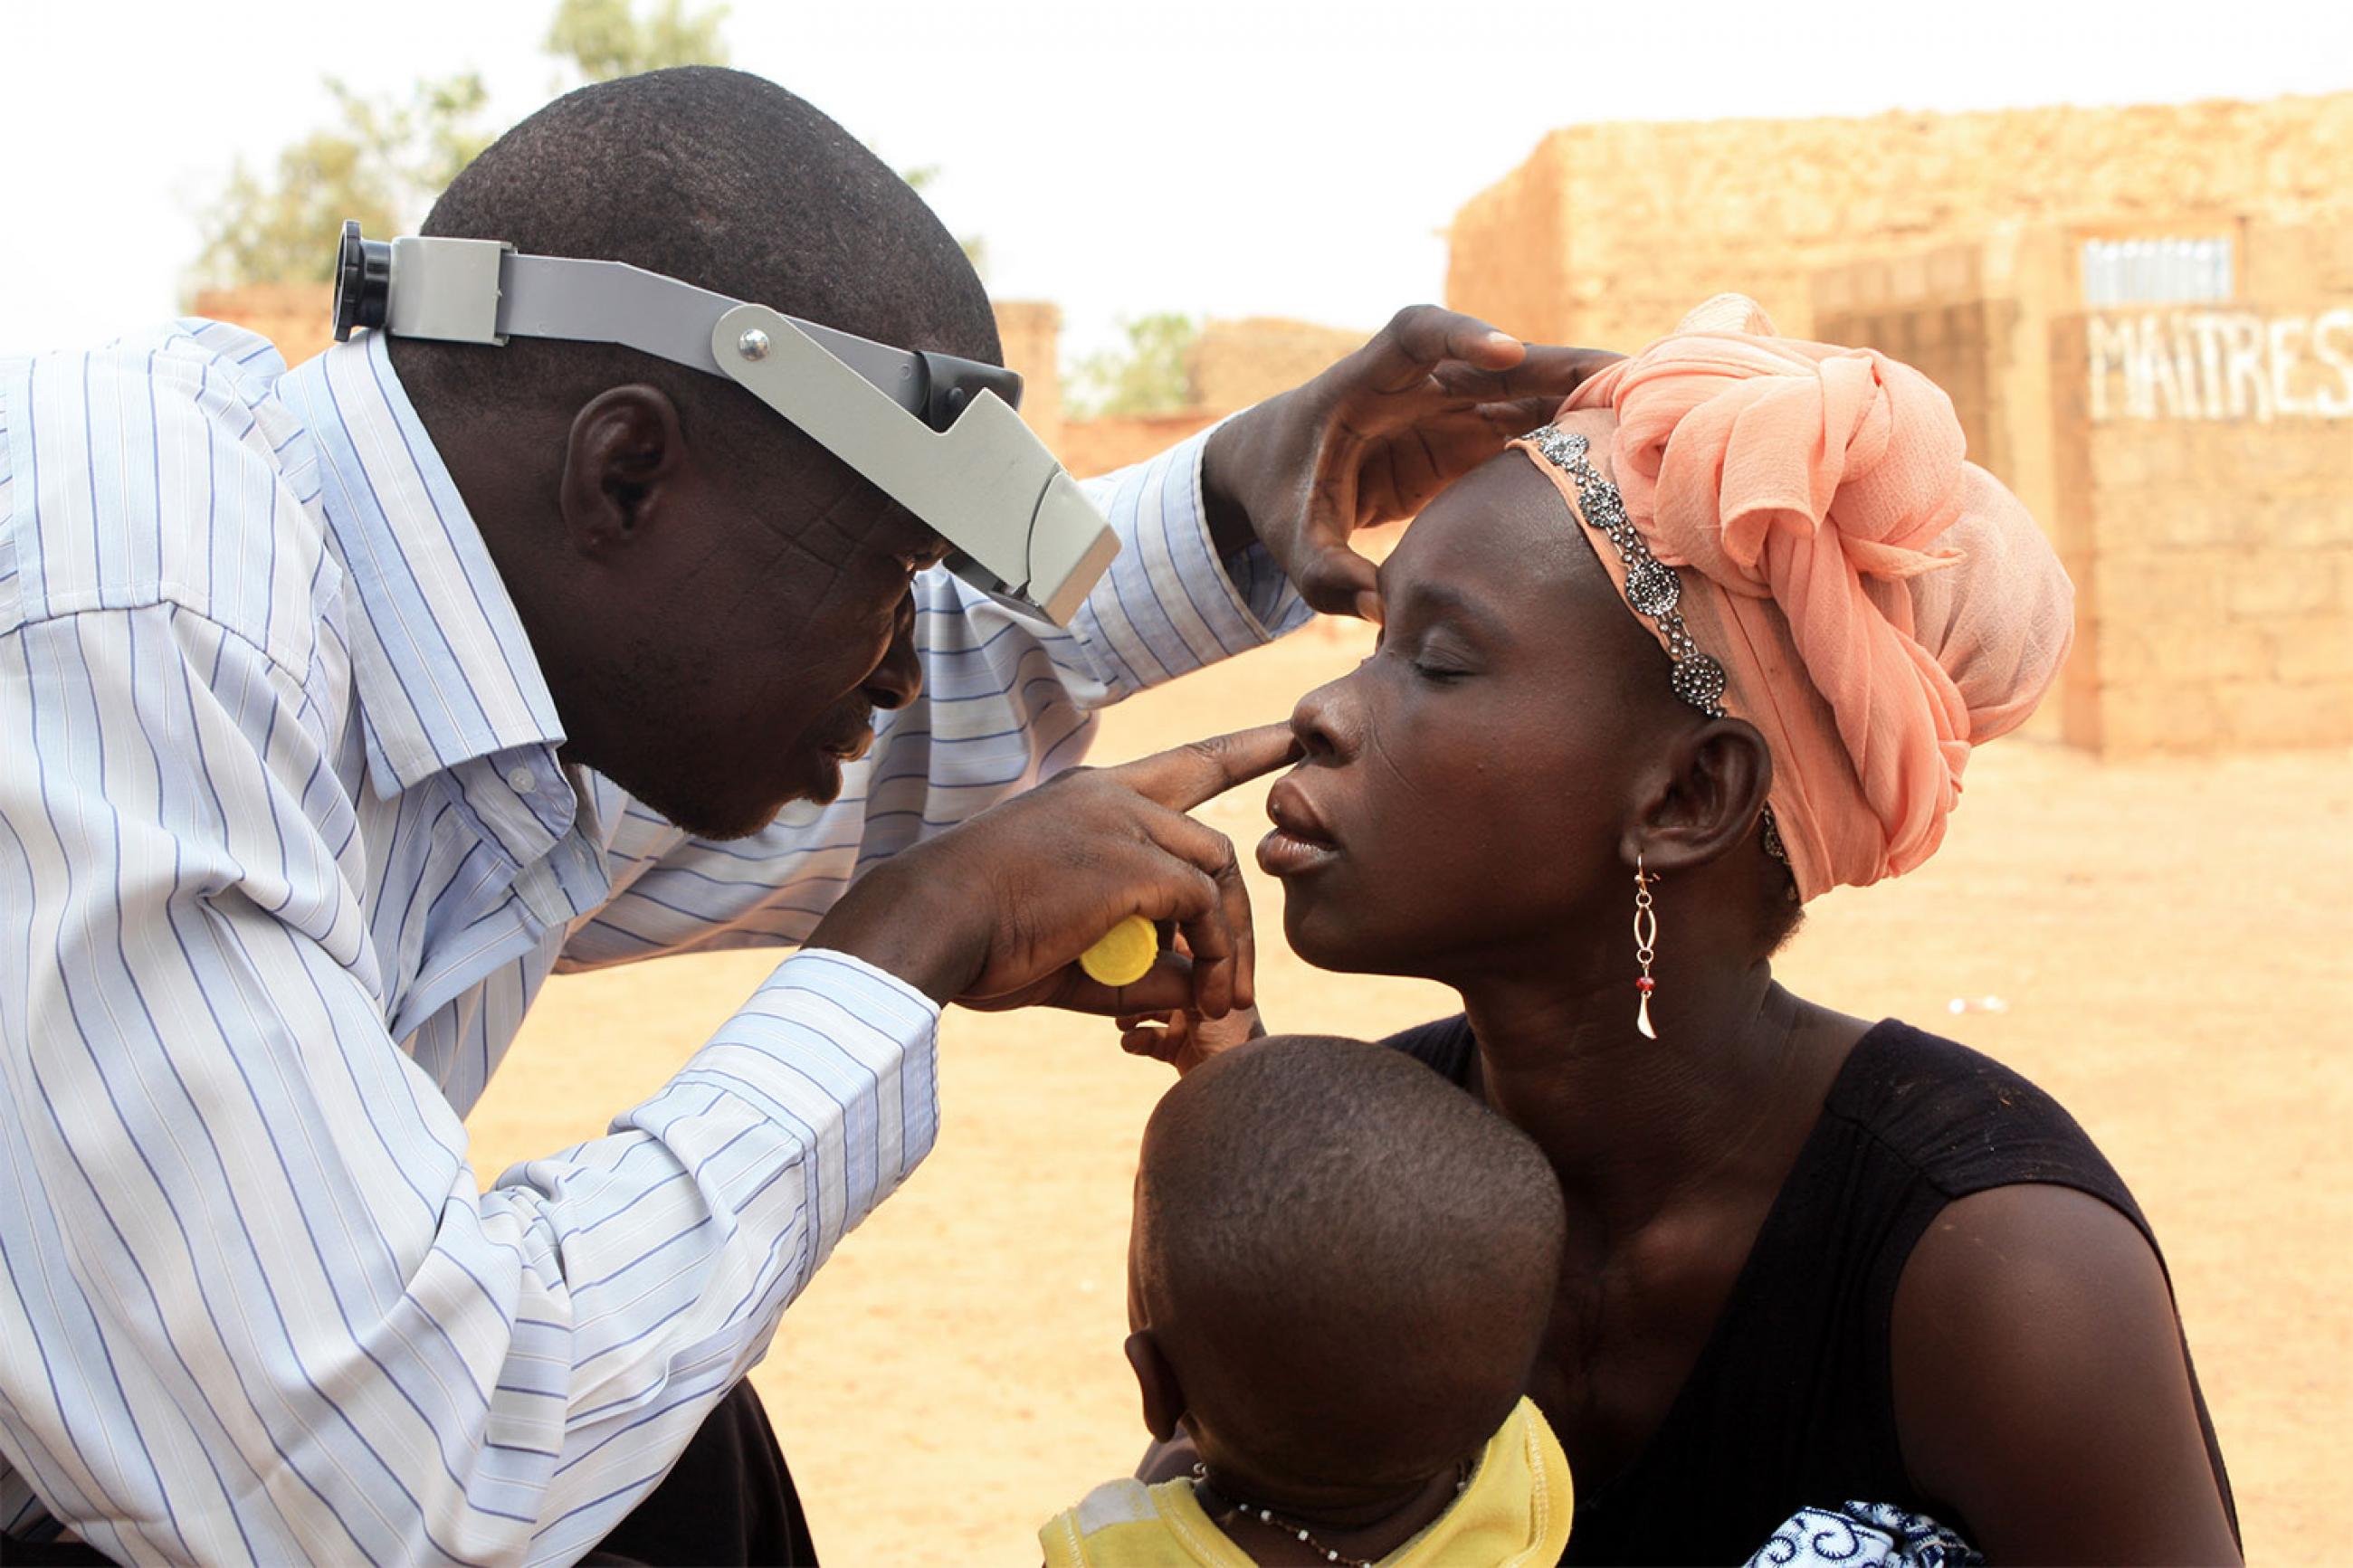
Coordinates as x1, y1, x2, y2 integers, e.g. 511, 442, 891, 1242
1073, 423, 1314, 700
665, 948, 940, 1270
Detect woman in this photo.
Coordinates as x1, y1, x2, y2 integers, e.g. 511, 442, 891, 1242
1138, 299, 2240, 1563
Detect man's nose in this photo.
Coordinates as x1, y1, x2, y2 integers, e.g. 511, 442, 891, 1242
862, 598, 922, 711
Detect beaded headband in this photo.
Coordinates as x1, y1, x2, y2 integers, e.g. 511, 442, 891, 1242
1524, 424, 1791, 872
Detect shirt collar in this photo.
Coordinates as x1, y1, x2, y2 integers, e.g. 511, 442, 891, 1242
277, 330, 567, 801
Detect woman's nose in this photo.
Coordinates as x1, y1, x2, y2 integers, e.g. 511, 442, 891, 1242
1288, 676, 1355, 761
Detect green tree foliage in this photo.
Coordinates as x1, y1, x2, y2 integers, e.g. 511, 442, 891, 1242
191, 128, 398, 292
189, 75, 493, 290
186, 1, 989, 297
545, 0, 730, 80
1068, 313, 1200, 418
186, 0, 728, 292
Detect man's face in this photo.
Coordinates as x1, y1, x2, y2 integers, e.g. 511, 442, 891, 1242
589, 439, 945, 841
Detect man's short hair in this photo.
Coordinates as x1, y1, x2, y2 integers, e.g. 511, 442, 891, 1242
391, 66, 996, 464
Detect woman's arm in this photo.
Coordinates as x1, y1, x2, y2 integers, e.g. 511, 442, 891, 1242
1891, 1183, 2242, 1565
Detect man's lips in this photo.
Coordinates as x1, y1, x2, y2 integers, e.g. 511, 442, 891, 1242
1258, 774, 1340, 878
790, 715, 874, 808
819, 716, 876, 763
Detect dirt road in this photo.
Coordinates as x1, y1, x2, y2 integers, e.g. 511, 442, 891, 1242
470, 617, 2351, 1563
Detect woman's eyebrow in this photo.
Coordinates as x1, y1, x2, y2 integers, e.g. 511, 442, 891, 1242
1385, 575, 1510, 641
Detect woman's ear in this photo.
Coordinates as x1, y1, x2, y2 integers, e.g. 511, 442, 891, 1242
1124, 1329, 1187, 1444
1622, 717, 1775, 875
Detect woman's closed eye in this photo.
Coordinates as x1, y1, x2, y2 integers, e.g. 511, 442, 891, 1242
1373, 626, 1478, 684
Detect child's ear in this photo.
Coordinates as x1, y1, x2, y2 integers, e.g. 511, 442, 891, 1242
1124, 1330, 1187, 1444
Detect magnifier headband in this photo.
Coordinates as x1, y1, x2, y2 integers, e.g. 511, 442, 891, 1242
330, 221, 1117, 623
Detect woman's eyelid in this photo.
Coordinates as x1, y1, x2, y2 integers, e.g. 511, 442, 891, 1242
1367, 618, 1472, 681
1410, 614, 1481, 665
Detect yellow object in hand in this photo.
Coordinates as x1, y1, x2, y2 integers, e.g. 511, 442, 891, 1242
1080, 914, 1158, 987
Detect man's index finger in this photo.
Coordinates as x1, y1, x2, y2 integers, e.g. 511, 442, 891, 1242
1111, 724, 1302, 812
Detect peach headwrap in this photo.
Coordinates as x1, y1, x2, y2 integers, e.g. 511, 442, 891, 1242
1517, 295, 2074, 901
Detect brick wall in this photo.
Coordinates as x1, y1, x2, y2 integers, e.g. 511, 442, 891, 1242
1445, 87, 2353, 759
1810, 231, 2353, 753
1446, 138, 1576, 348
1058, 410, 1224, 480
1815, 245, 2015, 483
1187, 317, 1365, 413
992, 300, 1063, 456
2050, 310, 2353, 755
1447, 93, 2353, 352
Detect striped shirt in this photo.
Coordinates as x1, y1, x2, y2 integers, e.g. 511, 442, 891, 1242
0, 320, 1309, 1566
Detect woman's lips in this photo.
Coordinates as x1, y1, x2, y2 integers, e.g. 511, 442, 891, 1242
1259, 775, 1340, 878
1258, 828, 1338, 878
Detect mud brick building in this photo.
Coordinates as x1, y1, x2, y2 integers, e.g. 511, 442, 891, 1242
1446, 93, 2353, 755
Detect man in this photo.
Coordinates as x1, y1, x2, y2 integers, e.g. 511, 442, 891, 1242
0, 68, 1603, 1565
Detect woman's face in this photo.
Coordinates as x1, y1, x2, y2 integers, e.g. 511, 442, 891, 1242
1260, 421, 1680, 980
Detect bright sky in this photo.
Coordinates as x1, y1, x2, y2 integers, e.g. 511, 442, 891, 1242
8, 0, 2349, 366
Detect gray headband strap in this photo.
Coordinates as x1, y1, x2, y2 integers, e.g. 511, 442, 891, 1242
338, 225, 1113, 624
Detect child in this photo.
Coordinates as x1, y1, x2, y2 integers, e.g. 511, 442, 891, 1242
1041, 1034, 1573, 1567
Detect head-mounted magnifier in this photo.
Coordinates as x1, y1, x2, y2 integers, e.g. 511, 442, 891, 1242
330, 220, 1118, 623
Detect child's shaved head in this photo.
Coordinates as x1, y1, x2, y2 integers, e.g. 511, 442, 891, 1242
1131, 1035, 1567, 1491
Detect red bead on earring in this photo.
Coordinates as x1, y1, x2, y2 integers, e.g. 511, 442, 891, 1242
1633, 858, 1660, 1040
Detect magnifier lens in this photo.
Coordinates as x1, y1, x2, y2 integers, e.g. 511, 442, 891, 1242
331, 222, 393, 342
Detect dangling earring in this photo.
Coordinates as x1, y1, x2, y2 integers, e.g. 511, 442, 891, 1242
1633, 857, 1660, 1040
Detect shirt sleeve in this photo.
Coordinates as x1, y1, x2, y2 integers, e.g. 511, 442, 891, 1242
0, 603, 938, 1567
560, 426, 1313, 969
1060, 423, 1314, 702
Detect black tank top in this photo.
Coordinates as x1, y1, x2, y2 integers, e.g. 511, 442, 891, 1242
1383, 1015, 2239, 1563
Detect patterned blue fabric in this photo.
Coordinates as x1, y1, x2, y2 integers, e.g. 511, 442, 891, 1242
1745, 1501, 1984, 1567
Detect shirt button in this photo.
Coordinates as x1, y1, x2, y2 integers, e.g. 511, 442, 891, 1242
507, 765, 538, 794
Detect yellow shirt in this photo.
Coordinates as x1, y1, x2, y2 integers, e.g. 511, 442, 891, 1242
1039, 1399, 1572, 1568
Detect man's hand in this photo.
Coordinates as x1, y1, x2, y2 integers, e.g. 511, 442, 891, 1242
805, 726, 1299, 1015
1201, 306, 1620, 621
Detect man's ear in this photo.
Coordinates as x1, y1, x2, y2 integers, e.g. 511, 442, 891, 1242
557, 385, 690, 557
1124, 1329, 1187, 1444
1622, 716, 1775, 876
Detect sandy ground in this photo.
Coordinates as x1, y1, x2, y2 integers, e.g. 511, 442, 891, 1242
468, 615, 2353, 1564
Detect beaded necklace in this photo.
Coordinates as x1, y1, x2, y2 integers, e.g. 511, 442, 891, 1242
1189, 1460, 1469, 1567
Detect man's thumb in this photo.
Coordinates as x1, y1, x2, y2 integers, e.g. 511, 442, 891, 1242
1296, 544, 1380, 622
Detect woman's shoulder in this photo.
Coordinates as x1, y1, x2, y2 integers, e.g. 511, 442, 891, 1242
1812, 1024, 2239, 1552
1375, 1012, 2147, 1229
1827, 1019, 2136, 1214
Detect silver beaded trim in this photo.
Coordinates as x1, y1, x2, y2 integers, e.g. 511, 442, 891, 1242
1529, 425, 1728, 716
1527, 424, 1792, 872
